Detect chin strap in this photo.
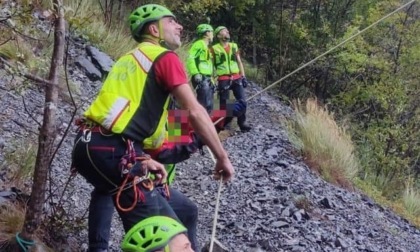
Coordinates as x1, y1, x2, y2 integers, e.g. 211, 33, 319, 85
157, 19, 172, 49
139, 19, 177, 50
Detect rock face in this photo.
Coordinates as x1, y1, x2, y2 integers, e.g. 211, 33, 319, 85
1, 30, 420, 252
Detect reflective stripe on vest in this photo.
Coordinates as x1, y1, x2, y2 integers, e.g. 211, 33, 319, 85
133, 49, 153, 72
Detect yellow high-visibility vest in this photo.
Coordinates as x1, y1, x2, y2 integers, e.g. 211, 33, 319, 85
84, 43, 170, 149
212, 42, 240, 76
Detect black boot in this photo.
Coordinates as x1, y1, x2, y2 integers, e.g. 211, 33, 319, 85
239, 123, 252, 132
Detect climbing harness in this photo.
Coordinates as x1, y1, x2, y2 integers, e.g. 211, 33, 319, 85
115, 154, 152, 212
74, 119, 171, 212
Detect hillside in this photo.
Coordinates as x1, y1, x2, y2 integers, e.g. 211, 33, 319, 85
1, 31, 420, 251
0, 0, 420, 252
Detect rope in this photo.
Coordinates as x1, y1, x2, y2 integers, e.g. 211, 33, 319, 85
211, 0, 416, 127
15, 233, 35, 252
205, 2, 415, 250
209, 174, 223, 252
205, 145, 224, 252
247, 0, 416, 101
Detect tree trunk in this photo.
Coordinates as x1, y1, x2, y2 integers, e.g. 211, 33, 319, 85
17, 0, 65, 248
252, 19, 257, 66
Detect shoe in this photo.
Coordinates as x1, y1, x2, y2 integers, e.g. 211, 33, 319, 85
239, 124, 252, 132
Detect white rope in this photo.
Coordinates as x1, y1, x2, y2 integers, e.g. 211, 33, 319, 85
205, 1, 415, 250
247, 0, 416, 101
209, 173, 223, 252
205, 146, 223, 252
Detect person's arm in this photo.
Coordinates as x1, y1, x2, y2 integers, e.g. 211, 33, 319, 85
172, 85, 234, 181
154, 52, 234, 181
235, 45, 246, 77
186, 41, 201, 77
172, 85, 225, 159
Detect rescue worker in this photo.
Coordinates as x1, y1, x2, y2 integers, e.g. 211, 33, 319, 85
186, 24, 215, 114
212, 26, 252, 132
72, 4, 234, 252
121, 216, 193, 252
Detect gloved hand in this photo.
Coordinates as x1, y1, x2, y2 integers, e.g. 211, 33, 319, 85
241, 77, 249, 88
193, 74, 203, 83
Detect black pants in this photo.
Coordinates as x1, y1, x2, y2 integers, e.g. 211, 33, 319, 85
218, 78, 247, 127
72, 130, 198, 251
192, 76, 215, 114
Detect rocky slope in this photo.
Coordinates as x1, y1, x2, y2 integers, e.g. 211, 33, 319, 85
1, 26, 420, 252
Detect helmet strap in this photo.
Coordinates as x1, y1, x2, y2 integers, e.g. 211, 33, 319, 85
157, 19, 172, 50
140, 34, 159, 43
164, 245, 170, 252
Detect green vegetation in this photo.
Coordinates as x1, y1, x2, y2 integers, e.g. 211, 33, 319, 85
287, 98, 420, 226
0, 140, 36, 189
0, 0, 419, 249
403, 179, 420, 217
287, 98, 358, 188
61, 0, 137, 59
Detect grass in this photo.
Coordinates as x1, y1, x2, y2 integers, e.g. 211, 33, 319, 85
0, 39, 38, 72
355, 178, 420, 228
286, 98, 359, 188
403, 179, 420, 217
0, 203, 52, 251
294, 195, 312, 212
0, 203, 26, 246
60, 0, 137, 59
242, 60, 265, 85
0, 140, 37, 189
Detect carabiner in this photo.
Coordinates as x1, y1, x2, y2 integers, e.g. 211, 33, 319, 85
81, 129, 92, 143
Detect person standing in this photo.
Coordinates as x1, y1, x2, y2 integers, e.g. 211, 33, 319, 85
186, 24, 215, 114
212, 26, 252, 132
72, 4, 234, 252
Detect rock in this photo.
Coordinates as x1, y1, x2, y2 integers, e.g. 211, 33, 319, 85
1, 27, 420, 252
86, 45, 115, 74
75, 56, 102, 81
201, 239, 229, 252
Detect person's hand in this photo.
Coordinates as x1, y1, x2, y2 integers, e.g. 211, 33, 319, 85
193, 74, 203, 83
241, 77, 248, 88
141, 158, 168, 184
214, 157, 234, 182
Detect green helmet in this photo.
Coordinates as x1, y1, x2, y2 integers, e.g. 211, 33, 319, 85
196, 24, 213, 36
128, 4, 175, 41
214, 26, 227, 36
121, 216, 187, 252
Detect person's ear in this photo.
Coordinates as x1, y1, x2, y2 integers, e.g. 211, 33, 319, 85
148, 22, 159, 37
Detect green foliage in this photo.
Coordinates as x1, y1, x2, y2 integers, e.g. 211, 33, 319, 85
326, 0, 420, 200
242, 60, 264, 85
286, 98, 359, 188
61, 0, 137, 59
